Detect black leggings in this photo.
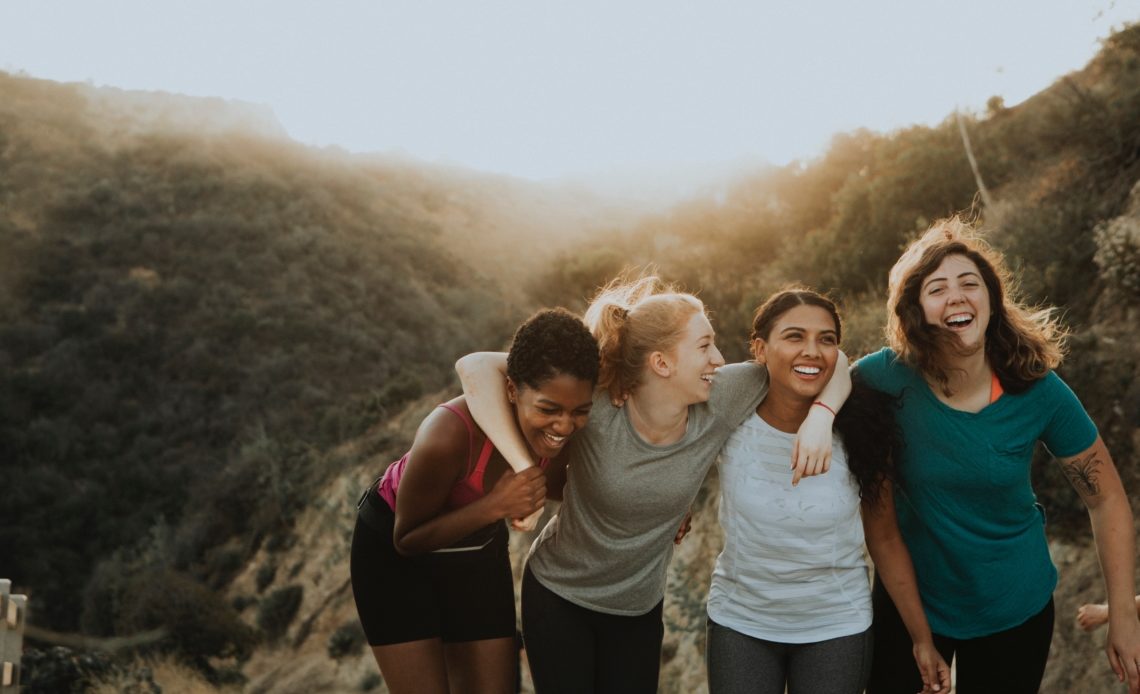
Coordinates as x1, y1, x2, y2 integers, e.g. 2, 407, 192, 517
867, 577, 1054, 694
521, 565, 664, 694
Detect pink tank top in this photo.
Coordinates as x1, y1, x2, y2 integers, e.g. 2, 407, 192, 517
375, 403, 546, 510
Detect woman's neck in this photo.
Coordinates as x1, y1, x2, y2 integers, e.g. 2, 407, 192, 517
932, 350, 993, 412
756, 392, 811, 434
625, 385, 689, 446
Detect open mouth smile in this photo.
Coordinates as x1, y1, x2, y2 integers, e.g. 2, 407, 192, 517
542, 432, 567, 448
944, 312, 974, 329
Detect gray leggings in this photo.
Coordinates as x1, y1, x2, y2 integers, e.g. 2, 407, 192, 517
706, 618, 873, 694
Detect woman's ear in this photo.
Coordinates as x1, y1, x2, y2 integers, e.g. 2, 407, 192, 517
647, 350, 673, 378
750, 338, 768, 365
506, 377, 519, 404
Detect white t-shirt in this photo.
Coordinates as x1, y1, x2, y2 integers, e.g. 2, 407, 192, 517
707, 413, 872, 643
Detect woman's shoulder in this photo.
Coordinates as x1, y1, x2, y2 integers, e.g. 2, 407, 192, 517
853, 346, 899, 369
437, 395, 475, 430
1016, 369, 1080, 403
853, 347, 914, 388
411, 397, 478, 459
714, 361, 768, 388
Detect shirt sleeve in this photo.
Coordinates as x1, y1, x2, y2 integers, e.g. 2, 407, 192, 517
1038, 372, 1099, 458
852, 347, 904, 396
708, 362, 769, 429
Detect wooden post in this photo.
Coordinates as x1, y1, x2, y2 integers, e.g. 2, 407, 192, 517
0, 579, 26, 693
955, 110, 994, 211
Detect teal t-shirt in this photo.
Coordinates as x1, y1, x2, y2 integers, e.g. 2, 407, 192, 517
855, 348, 1098, 638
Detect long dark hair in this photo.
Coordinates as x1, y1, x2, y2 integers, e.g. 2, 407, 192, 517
834, 376, 901, 507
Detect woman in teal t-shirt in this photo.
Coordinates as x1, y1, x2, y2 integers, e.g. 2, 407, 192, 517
860, 217, 1140, 694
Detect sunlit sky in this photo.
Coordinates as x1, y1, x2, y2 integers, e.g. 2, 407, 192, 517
0, 1, 1135, 182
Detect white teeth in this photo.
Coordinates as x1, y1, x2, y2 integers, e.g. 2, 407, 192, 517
543, 433, 566, 444
700, 374, 714, 382
793, 366, 821, 375
946, 313, 973, 326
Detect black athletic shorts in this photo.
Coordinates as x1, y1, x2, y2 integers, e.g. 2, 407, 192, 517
349, 488, 516, 646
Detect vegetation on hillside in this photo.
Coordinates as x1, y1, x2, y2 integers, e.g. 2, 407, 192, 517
1, 21, 1138, 692
0, 71, 540, 635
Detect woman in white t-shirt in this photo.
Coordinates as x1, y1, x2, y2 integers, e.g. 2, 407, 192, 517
705, 288, 950, 694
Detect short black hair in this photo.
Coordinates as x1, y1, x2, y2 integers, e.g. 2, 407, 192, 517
507, 308, 600, 390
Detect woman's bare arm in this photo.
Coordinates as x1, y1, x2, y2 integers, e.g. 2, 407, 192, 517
791, 350, 852, 483
392, 407, 545, 554
454, 352, 543, 529
1060, 436, 1140, 692
863, 482, 949, 693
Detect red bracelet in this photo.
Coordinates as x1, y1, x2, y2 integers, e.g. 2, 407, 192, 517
812, 400, 837, 417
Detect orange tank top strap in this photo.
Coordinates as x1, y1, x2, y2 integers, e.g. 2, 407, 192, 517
989, 370, 1004, 404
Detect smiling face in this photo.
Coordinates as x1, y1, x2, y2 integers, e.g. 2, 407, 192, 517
667, 310, 726, 405
751, 304, 839, 402
919, 253, 991, 351
508, 372, 595, 460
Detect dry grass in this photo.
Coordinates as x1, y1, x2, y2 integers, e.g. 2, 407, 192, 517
88, 656, 241, 694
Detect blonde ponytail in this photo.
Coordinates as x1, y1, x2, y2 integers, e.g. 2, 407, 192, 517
585, 275, 704, 402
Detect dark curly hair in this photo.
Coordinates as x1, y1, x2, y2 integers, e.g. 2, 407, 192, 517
506, 308, 600, 391
834, 376, 901, 507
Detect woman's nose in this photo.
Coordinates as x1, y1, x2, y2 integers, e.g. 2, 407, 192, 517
710, 344, 726, 367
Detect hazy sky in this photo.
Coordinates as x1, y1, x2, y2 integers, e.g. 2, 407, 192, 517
0, 1, 1135, 182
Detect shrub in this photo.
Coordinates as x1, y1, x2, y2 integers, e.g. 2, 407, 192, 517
255, 561, 277, 593
255, 584, 304, 640
115, 569, 258, 663
327, 620, 367, 659
1094, 213, 1140, 300
20, 647, 117, 694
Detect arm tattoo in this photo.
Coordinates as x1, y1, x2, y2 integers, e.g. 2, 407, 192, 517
1062, 452, 1102, 497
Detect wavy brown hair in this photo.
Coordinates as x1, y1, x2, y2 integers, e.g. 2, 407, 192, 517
887, 217, 1067, 395
583, 274, 704, 403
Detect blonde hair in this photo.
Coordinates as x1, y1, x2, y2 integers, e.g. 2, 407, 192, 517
583, 275, 705, 402
887, 216, 1067, 395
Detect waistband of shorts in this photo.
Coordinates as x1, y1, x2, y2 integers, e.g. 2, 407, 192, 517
356, 484, 505, 553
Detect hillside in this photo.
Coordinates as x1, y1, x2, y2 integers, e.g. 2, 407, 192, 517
0, 70, 635, 638
4, 21, 1140, 694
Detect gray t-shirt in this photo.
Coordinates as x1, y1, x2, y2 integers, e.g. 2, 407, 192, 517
527, 362, 769, 615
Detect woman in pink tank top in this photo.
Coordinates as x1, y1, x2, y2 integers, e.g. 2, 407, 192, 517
350, 308, 599, 694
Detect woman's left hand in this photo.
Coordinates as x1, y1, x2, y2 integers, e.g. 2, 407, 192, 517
1106, 617, 1140, 693
790, 350, 848, 484
510, 508, 544, 532
912, 641, 950, 693
791, 405, 833, 485
673, 510, 693, 544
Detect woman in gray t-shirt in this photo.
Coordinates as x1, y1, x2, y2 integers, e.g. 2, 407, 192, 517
457, 275, 849, 693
